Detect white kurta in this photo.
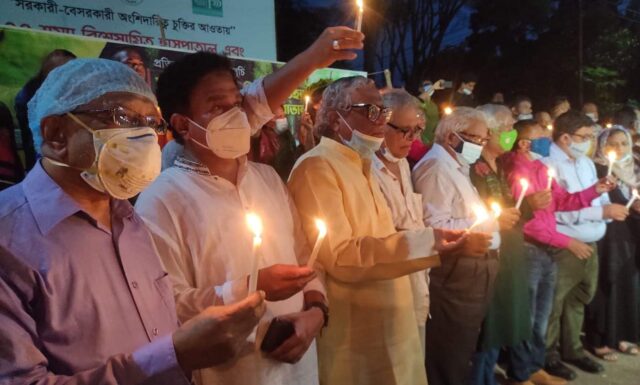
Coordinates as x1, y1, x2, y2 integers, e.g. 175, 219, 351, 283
371, 155, 430, 332
135, 155, 323, 385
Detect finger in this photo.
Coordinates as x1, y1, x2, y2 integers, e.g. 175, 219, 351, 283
285, 267, 316, 280
333, 38, 364, 51
330, 51, 358, 62
326, 26, 364, 42
269, 333, 302, 359
281, 344, 307, 364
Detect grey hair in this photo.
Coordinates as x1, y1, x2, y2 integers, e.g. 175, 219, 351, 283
315, 76, 372, 138
382, 89, 421, 111
476, 103, 513, 132
434, 106, 487, 144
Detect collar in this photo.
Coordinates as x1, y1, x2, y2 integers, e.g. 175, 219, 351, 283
426, 143, 466, 171
319, 136, 362, 163
174, 151, 250, 183
23, 162, 133, 235
549, 142, 574, 163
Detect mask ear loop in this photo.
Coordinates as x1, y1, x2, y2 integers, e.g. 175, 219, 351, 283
44, 113, 97, 170
66, 112, 96, 133
185, 117, 212, 151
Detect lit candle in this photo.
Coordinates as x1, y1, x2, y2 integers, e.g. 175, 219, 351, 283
355, 0, 364, 32
246, 212, 263, 294
306, 219, 327, 268
384, 69, 392, 88
606, 123, 613, 129
606, 150, 617, 176
546, 124, 553, 131
547, 168, 555, 190
515, 178, 529, 209
625, 189, 639, 209
490, 202, 502, 219
443, 106, 453, 115
304, 95, 310, 114
468, 204, 489, 232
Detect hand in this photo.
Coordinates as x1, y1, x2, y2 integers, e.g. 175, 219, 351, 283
433, 79, 445, 90
433, 228, 467, 253
298, 112, 316, 151
269, 308, 325, 364
497, 207, 521, 230
441, 231, 492, 258
595, 176, 617, 194
304, 27, 364, 68
258, 264, 316, 301
602, 203, 629, 221
567, 239, 593, 260
526, 190, 552, 211
173, 291, 266, 373
632, 200, 640, 214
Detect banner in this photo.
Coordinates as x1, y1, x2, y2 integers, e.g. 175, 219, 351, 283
0, 26, 364, 145
1, 0, 276, 60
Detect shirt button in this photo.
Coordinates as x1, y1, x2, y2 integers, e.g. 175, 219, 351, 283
152, 328, 159, 336
131, 281, 138, 289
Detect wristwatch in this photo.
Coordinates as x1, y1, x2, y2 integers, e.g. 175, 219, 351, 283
304, 301, 329, 328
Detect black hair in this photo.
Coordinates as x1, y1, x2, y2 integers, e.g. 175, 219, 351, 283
613, 106, 637, 130
156, 52, 235, 144
0, 102, 14, 131
511, 95, 532, 109
552, 96, 569, 108
552, 110, 594, 141
311, 85, 328, 104
513, 119, 539, 134
460, 72, 478, 84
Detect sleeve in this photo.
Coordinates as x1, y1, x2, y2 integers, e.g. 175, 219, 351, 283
287, 157, 440, 284
0, 248, 189, 385
135, 188, 238, 323
552, 161, 605, 224
241, 78, 275, 134
412, 160, 473, 230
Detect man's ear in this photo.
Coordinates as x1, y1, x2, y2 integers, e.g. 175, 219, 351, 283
170, 113, 190, 141
40, 116, 68, 159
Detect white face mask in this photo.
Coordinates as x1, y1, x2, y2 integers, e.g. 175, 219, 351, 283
422, 84, 435, 97
454, 132, 483, 164
189, 107, 251, 159
337, 111, 384, 159
48, 113, 161, 200
517, 113, 533, 121
380, 146, 403, 163
568, 138, 591, 159
462, 88, 472, 96
585, 113, 598, 123
274, 117, 289, 134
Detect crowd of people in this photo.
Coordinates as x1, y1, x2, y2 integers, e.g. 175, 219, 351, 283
1, 25, 639, 385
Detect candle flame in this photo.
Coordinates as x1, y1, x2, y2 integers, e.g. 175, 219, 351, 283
444, 106, 453, 115
357, 0, 363, 10
473, 204, 489, 223
315, 218, 327, 238
246, 212, 263, 238
634, 188, 639, 197
305, 95, 310, 104
606, 123, 613, 129
520, 178, 529, 189
490, 202, 502, 218
547, 168, 555, 178
607, 150, 617, 163
547, 124, 553, 131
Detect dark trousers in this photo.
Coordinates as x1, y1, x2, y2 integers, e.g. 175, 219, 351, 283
470, 340, 533, 385
425, 255, 498, 385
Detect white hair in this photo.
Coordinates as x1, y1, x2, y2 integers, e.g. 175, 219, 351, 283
476, 103, 513, 132
316, 76, 372, 138
434, 106, 487, 144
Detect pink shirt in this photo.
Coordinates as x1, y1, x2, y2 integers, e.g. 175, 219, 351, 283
503, 152, 600, 249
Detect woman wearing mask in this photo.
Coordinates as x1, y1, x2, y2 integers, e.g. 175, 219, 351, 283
586, 126, 640, 360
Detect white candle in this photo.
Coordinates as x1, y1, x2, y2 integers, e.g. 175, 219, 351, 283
304, 95, 310, 114
626, 189, 639, 209
306, 219, 327, 268
490, 202, 502, 219
606, 150, 617, 177
547, 168, 555, 190
384, 69, 392, 88
515, 178, 529, 209
246, 213, 263, 294
355, 0, 364, 32
468, 204, 489, 232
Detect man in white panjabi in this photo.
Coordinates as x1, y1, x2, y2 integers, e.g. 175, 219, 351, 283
371, 89, 431, 354
135, 28, 362, 385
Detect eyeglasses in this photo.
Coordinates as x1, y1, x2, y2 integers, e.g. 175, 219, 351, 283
571, 133, 596, 142
458, 132, 490, 146
388, 122, 424, 140
72, 106, 168, 134
349, 103, 393, 123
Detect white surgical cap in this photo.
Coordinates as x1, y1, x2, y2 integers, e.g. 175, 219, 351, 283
28, 58, 157, 153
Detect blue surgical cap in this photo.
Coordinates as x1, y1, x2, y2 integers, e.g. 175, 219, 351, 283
28, 58, 157, 154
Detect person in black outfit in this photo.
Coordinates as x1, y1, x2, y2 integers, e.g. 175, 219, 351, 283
452, 72, 478, 108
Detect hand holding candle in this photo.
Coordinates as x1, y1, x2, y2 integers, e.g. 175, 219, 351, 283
546, 168, 555, 190
607, 150, 617, 177
246, 213, 263, 294
468, 204, 490, 232
515, 178, 529, 209
355, 0, 364, 32
490, 202, 502, 219
626, 189, 639, 209
306, 219, 327, 268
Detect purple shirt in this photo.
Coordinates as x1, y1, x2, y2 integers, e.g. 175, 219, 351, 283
0, 163, 189, 384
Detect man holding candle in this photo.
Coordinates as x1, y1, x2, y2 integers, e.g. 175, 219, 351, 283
135, 28, 362, 385
0, 58, 268, 384
288, 77, 470, 385
412, 107, 500, 385
541, 111, 629, 380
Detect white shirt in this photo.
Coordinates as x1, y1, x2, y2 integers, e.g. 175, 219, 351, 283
371, 155, 429, 326
412, 143, 500, 249
135, 155, 324, 385
542, 143, 608, 243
